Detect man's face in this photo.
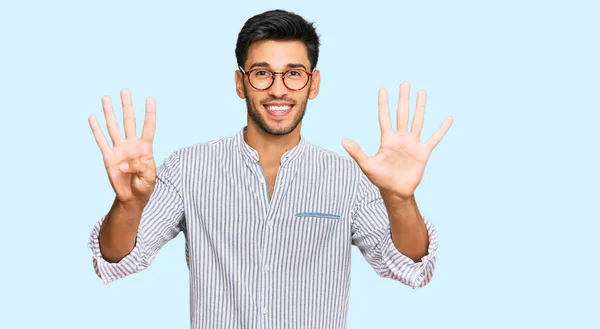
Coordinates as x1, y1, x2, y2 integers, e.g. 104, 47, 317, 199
235, 40, 320, 136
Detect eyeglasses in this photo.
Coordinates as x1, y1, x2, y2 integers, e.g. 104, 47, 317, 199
239, 67, 313, 91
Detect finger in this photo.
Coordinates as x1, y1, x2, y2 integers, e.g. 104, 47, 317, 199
102, 96, 122, 145
121, 89, 136, 139
342, 138, 369, 168
119, 157, 156, 183
411, 90, 427, 138
88, 115, 111, 156
141, 97, 156, 141
378, 89, 392, 135
425, 116, 454, 151
397, 81, 410, 133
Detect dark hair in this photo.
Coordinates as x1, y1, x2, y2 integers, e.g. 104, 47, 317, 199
235, 9, 320, 71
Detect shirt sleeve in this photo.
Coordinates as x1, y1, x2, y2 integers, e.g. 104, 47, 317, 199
350, 171, 439, 289
87, 150, 185, 284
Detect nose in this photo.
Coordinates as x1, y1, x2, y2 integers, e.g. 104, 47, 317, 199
268, 74, 288, 98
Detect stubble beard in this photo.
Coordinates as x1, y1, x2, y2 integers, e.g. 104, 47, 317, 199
244, 90, 308, 136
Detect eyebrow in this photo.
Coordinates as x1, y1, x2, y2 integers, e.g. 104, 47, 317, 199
248, 62, 308, 70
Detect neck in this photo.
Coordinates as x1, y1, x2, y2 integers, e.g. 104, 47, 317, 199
244, 121, 301, 168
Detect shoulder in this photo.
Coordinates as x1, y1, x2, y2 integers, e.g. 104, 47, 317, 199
176, 135, 235, 159
303, 140, 362, 174
303, 140, 355, 165
157, 135, 235, 173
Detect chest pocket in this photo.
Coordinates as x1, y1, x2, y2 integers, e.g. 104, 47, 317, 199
289, 212, 342, 242
294, 212, 341, 220
278, 212, 343, 256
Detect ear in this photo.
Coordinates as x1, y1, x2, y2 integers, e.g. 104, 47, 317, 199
235, 70, 246, 99
308, 69, 320, 100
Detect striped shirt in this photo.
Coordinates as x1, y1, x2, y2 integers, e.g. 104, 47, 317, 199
88, 126, 438, 329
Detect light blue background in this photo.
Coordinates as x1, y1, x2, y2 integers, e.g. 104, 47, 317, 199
1, 0, 598, 328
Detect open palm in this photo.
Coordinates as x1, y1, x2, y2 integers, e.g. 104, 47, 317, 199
88, 89, 157, 205
342, 82, 453, 200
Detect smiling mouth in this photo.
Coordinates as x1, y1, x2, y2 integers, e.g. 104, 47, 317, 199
264, 104, 293, 117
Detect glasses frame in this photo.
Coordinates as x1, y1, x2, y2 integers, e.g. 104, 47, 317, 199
238, 66, 313, 91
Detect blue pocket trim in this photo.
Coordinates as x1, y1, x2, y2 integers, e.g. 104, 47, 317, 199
295, 212, 341, 219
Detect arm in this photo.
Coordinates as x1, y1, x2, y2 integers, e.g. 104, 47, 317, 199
342, 82, 451, 288
88, 151, 185, 284
87, 89, 184, 283
380, 192, 428, 262
351, 171, 438, 289
98, 197, 145, 263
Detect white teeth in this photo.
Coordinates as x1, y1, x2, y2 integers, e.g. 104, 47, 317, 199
266, 105, 292, 112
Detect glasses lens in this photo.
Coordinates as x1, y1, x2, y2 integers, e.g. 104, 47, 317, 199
283, 70, 309, 90
249, 70, 273, 90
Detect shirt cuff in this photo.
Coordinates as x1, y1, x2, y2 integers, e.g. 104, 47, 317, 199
87, 216, 147, 285
379, 217, 439, 289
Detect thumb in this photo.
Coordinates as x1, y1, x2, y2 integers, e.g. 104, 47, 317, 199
119, 157, 156, 182
342, 138, 368, 168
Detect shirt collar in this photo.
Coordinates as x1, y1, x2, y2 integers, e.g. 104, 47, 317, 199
234, 126, 307, 166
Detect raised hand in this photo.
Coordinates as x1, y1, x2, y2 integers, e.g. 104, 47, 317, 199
342, 81, 453, 201
88, 89, 157, 206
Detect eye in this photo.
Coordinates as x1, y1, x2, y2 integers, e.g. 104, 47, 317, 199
253, 70, 272, 77
286, 70, 301, 77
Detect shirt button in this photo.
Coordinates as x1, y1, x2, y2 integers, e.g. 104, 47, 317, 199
258, 176, 265, 184
264, 265, 270, 272
262, 308, 268, 315
266, 220, 273, 227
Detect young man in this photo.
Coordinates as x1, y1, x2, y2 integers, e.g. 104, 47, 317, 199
87, 9, 453, 329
